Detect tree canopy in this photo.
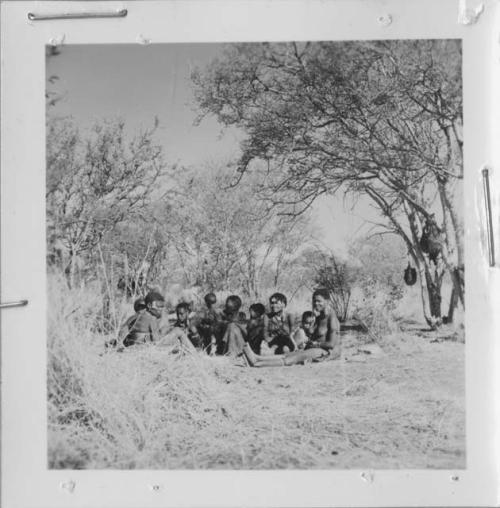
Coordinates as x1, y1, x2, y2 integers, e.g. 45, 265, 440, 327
193, 40, 464, 325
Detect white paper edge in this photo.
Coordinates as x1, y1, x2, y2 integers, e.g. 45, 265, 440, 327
1, 0, 499, 506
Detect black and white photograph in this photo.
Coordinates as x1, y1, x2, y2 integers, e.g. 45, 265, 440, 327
46, 40, 465, 470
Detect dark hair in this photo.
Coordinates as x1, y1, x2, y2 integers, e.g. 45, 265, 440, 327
145, 291, 165, 306
249, 303, 266, 317
176, 302, 190, 313
312, 288, 330, 301
301, 311, 315, 323
225, 295, 242, 312
204, 292, 217, 305
269, 292, 287, 306
133, 298, 146, 312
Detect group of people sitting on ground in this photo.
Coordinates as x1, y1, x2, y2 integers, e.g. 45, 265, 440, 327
113, 289, 341, 367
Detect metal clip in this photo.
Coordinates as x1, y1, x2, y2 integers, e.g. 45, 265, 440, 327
27, 8, 127, 21
482, 167, 495, 267
0, 300, 29, 309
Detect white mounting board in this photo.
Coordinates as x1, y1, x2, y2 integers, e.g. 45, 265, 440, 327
1, 0, 499, 506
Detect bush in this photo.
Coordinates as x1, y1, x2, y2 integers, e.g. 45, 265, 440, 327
350, 282, 402, 340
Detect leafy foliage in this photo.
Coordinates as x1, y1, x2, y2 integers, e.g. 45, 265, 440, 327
193, 40, 464, 324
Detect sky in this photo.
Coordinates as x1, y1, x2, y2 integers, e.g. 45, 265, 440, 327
47, 43, 377, 256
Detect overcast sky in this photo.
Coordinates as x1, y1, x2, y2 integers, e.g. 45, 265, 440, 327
47, 43, 376, 256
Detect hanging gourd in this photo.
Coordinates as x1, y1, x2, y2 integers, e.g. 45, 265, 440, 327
404, 261, 417, 286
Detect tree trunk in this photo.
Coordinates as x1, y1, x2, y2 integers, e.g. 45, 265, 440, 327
64, 245, 78, 289
436, 180, 465, 308
416, 263, 432, 324
424, 268, 443, 327
414, 255, 445, 328
439, 248, 465, 309
427, 281, 442, 318
446, 285, 459, 323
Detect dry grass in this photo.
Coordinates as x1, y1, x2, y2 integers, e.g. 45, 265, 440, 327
48, 275, 465, 469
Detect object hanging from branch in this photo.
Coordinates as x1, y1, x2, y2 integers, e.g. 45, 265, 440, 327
419, 215, 443, 265
403, 261, 417, 286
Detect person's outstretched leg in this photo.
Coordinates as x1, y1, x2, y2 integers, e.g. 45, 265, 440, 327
282, 347, 327, 365
242, 344, 285, 367
242, 344, 328, 367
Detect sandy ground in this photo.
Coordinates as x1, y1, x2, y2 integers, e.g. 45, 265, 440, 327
164, 331, 465, 469
49, 329, 465, 470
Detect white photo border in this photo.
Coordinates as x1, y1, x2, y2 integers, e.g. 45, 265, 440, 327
1, 0, 499, 506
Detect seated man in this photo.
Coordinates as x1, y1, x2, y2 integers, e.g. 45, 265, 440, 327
263, 292, 296, 354
308, 288, 341, 359
120, 292, 164, 347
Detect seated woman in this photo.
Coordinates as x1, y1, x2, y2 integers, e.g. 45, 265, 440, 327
262, 292, 296, 354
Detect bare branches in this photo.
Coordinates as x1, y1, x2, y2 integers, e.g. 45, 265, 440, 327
46, 117, 168, 283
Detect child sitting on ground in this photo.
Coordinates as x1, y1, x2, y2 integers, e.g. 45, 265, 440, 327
292, 311, 316, 350
246, 303, 266, 353
120, 292, 164, 347
172, 302, 202, 349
